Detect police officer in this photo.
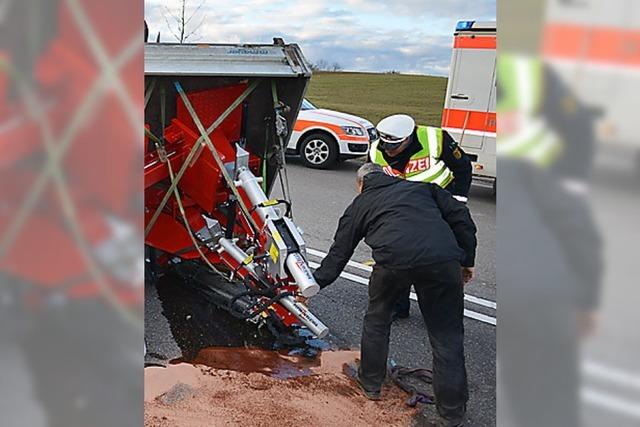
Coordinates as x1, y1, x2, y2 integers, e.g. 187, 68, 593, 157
370, 114, 473, 319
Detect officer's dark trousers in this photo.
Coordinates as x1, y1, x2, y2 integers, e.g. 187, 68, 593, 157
359, 260, 468, 423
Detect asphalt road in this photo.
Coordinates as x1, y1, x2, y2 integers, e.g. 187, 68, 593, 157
145, 157, 497, 426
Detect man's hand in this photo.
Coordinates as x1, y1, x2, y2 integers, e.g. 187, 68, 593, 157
296, 294, 309, 306
461, 266, 474, 285
577, 310, 599, 339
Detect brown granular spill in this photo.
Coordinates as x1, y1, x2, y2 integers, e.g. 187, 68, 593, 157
145, 349, 418, 426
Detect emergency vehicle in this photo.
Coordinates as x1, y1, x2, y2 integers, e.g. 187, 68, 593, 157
287, 99, 377, 169
441, 21, 497, 187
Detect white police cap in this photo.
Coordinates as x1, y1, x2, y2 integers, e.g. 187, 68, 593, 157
376, 114, 415, 145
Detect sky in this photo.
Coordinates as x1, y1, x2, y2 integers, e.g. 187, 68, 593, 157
145, 0, 495, 76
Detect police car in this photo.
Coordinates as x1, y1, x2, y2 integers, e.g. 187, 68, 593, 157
287, 99, 378, 169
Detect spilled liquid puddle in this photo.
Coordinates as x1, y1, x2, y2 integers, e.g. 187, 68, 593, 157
172, 347, 318, 379
171, 347, 359, 379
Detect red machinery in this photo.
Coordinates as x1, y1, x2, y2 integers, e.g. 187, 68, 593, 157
144, 42, 328, 342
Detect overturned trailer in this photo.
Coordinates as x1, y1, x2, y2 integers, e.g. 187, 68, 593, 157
144, 41, 328, 343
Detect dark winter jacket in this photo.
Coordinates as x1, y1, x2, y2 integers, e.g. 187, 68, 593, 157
313, 172, 477, 288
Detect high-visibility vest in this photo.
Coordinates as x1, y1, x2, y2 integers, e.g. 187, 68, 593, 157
497, 54, 562, 166
369, 126, 454, 188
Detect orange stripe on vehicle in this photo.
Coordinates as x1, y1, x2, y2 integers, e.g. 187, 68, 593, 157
441, 109, 496, 133
453, 35, 496, 50
293, 119, 367, 141
543, 23, 640, 67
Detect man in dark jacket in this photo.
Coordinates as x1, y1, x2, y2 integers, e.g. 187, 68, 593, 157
371, 114, 473, 320
313, 163, 477, 426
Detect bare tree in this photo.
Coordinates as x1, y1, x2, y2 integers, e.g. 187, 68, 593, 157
311, 59, 330, 71
311, 59, 343, 72
163, 0, 207, 43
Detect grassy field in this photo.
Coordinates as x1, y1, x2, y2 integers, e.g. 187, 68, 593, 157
304, 71, 448, 128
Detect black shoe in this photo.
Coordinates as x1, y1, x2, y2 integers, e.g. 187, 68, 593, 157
434, 416, 464, 427
343, 361, 382, 401
412, 417, 463, 427
356, 378, 381, 400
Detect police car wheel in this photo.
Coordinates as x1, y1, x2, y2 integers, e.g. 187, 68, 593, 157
300, 133, 338, 169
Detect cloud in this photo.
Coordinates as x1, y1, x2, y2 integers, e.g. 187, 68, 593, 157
343, 0, 495, 19
144, 0, 495, 75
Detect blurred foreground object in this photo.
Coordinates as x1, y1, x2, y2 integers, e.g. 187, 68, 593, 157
499, 0, 639, 425
0, 0, 143, 426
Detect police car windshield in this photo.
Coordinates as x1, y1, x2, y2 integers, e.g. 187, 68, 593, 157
301, 99, 317, 110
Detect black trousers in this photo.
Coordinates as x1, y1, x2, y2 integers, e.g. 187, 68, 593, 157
359, 260, 468, 422
394, 286, 412, 316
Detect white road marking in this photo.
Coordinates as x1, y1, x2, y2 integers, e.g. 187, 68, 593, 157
582, 388, 640, 420
464, 294, 497, 309
580, 361, 640, 419
582, 361, 640, 392
307, 260, 497, 326
462, 309, 497, 326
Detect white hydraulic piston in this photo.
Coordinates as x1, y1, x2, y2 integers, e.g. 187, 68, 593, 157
217, 237, 257, 277
280, 295, 329, 338
285, 252, 320, 298
235, 168, 277, 223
